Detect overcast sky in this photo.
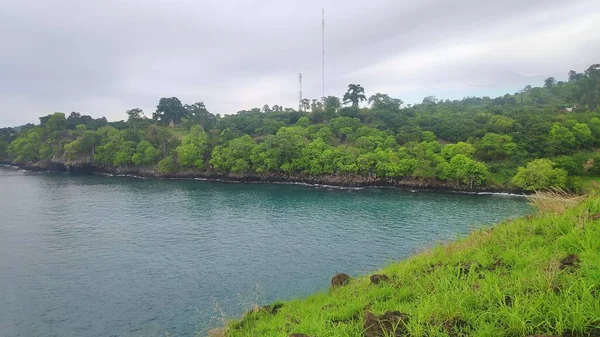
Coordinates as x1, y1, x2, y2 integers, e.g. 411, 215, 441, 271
1, 0, 599, 127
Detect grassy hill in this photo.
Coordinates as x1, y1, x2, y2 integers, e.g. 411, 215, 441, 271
223, 193, 600, 337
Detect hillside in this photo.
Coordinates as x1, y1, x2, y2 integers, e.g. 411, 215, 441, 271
2, 63, 600, 192
223, 194, 600, 337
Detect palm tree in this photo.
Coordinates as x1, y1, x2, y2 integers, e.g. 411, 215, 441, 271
300, 98, 311, 112
343, 84, 367, 107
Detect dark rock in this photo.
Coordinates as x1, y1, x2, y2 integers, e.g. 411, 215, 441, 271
559, 254, 580, 270
262, 302, 283, 314
370, 274, 390, 285
331, 273, 351, 287
363, 311, 409, 337
442, 317, 469, 336
590, 212, 600, 220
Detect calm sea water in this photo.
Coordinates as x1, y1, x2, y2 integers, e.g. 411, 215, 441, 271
0, 167, 530, 337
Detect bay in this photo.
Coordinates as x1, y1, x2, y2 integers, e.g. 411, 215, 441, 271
0, 167, 530, 337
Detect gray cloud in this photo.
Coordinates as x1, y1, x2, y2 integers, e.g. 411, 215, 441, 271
0, 0, 599, 126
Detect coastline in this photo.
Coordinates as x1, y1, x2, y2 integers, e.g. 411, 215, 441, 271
1, 159, 525, 195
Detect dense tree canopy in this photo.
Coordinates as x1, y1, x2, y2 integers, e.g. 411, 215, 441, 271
4, 63, 600, 191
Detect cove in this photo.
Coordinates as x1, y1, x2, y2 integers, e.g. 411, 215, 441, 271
0, 167, 530, 337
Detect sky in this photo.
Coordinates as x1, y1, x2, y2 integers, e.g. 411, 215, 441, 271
0, 0, 599, 127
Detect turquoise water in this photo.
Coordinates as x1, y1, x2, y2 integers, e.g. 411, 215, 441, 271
0, 167, 530, 337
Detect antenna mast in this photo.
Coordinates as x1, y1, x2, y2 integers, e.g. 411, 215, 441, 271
321, 8, 325, 99
298, 73, 303, 111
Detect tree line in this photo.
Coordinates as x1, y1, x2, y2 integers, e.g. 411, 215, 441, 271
2, 63, 600, 191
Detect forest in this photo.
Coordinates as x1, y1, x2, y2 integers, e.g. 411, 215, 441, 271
2, 64, 600, 191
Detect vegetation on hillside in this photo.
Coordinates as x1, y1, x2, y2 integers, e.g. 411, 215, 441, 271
2, 64, 600, 191
223, 193, 600, 337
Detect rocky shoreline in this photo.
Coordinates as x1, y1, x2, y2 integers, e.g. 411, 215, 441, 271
1, 159, 524, 195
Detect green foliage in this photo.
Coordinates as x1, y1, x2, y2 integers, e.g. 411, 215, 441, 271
210, 135, 256, 173
153, 97, 187, 125
572, 122, 593, 147
6, 63, 600, 189
441, 142, 475, 160
342, 84, 366, 107
547, 124, 576, 155
475, 133, 517, 161
437, 154, 488, 188
64, 131, 99, 161
131, 140, 160, 166
157, 156, 178, 173
511, 159, 567, 191
7, 129, 41, 163
176, 125, 208, 169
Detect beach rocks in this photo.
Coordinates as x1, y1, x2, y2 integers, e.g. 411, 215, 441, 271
331, 273, 351, 287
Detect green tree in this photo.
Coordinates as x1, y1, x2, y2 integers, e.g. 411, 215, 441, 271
158, 156, 178, 173
511, 159, 567, 191
7, 129, 42, 163
131, 141, 161, 166
343, 84, 367, 107
547, 124, 576, 155
126, 108, 145, 132
544, 77, 556, 89
441, 142, 475, 160
571, 123, 593, 148
153, 97, 187, 126
437, 154, 488, 188
210, 135, 256, 173
475, 133, 517, 161
368, 93, 402, 111
176, 125, 208, 169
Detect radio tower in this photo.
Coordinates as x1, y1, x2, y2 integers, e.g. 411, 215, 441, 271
298, 73, 303, 111
321, 8, 325, 99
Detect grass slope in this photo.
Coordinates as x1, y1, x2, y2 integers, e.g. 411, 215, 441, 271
225, 195, 600, 337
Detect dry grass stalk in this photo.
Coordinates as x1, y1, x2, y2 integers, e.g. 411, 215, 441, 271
526, 187, 583, 214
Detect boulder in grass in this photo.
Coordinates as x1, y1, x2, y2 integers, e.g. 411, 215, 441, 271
331, 273, 351, 287
370, 274, 390, 285
363, 311, 409, 337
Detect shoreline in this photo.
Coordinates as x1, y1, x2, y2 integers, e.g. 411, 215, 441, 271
1, 160, 526, 196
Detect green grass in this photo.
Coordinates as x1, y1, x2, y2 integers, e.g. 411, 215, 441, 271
225, 194, 600, 337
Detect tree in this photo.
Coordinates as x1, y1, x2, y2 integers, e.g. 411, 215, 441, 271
343, 84, 367, 107
300, 99, 311, 112
126, 108, 145, 132
323, 96, 342, 111
547, 124, 576, 155
184, 102, 216, 130
544, 77, 556, 89
475, 133, 517, 161
153, 97, 187, 126
210, 135, 256, 173
310, 99, 323, 113
368, 93, 403, 111
441, 142, 475, 160
511, 159, 567, 191
131, 141, 161, 166
176, 125, 208, 169
422, 95, 438, 106
571, 123, 593, 148
437, 154, 488, 188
